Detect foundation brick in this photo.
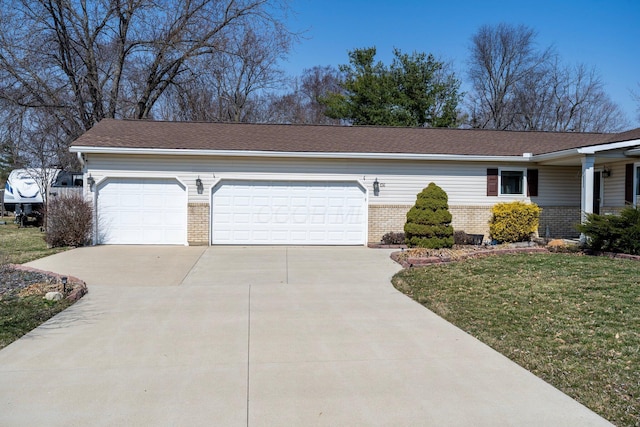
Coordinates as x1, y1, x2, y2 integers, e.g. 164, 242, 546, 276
368, 204, 581, 244
187, 202, 209, 245
538, 207, 581, 239
368, 205, 493, 244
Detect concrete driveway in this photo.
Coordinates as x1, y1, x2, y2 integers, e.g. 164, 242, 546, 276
0, 246, 611, 426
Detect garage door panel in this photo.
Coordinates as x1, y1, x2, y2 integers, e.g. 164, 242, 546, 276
97, 178, 186, 245
211, 180, 366, 245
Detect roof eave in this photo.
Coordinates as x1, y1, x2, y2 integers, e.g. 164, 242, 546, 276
70, 146, 531, 162
531, 148, 581, 163
576, 139, 640, 154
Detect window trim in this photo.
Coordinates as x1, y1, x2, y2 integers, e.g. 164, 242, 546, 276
498, 167, 527, 197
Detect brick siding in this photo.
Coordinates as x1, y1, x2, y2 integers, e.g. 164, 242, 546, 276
368, 204, 493, 244
187, 202, 209, 245
537, 206, 581, 239
368, 204, 581, 244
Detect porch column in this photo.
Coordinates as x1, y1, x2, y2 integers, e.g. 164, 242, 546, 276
581, 155, 595, 222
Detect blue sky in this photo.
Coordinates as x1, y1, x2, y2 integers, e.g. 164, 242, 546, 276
282, 0, 640, 127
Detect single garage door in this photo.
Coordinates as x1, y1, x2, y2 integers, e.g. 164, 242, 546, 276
97, 178, 187, 244
211, 180, 366, 245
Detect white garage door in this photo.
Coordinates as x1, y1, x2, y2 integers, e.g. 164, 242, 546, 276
97, 178, 187, 244
211, 180, 366, 245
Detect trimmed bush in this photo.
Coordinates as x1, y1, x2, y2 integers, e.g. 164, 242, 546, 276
577, 206, 640, 254
454, 230, 468, 245
381, 232, 405, 245
45, 193, 93, 247
489, 201, 541, 243
404, 183, 454, 248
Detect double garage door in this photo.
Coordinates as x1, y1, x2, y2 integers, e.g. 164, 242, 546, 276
97, 178, 367, 245
211, 180, 367, 245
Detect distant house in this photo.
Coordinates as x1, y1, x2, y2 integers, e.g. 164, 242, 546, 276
70, 119, 640, 245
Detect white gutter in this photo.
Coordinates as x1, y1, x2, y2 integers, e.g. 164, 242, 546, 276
576, 139, 640, 154
531, 148, 581, 163
69, 146, 530, 163
624, 147, 640, 157
531, 139, 640, 163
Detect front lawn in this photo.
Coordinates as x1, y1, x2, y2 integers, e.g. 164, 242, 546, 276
393, 253, 639, 427
0, 216, 73, 349
0, 216, 68, 264
0, 292, 74, 349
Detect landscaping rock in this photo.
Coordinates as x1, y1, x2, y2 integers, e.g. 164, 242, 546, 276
44, 291, 63, 301
1, 264, 88, 302
547, 239, 566, 248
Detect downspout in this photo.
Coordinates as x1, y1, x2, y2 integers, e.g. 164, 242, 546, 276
76, 152, 85, 169
77, 152, 98, 245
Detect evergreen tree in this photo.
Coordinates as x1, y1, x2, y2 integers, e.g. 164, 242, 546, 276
322, 47, 461, 127
404, 183, 454, 248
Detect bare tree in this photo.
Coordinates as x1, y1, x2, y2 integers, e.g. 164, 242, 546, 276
0, 0, 294, 165
160, 23, 291, 122
632, 83, 640, 124
467, 23, 627, 132
467, 23, 552, 130
265, 65, 343, 124
515, 61, 627, 132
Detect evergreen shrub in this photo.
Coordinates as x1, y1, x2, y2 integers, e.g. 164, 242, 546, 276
577, 206, 640, 254
404, 182, 454, 248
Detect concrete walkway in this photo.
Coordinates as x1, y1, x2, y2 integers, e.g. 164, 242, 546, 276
0, 246, 611, 426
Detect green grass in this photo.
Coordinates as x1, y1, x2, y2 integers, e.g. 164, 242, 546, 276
393, 253, 640, 427
0, 216, 68, 264
0, 294, 73, 349
0, 215, 72, 349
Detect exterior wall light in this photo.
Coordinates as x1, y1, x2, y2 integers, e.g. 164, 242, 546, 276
196, 177, 203, 194
87, 174, 95, 191
602, 167, 611, 178
373, 178, 380, 196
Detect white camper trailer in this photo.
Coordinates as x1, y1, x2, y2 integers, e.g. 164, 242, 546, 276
3, 169, 82, 225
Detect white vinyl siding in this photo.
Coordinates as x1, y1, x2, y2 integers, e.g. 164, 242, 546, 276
84, 154, 582, 208
596, 161, 629, 208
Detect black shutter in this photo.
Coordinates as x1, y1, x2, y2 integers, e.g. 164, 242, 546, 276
487, 168, 498, 196
527, 169, 538, 197
625, 163, 634, 205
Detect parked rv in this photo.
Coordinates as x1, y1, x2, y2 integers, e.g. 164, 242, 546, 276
3, 169, 82, 226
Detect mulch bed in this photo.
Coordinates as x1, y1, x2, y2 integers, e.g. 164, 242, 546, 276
0, 264, 88, 302
391, 244, 549, 268
391, 243, 640, 268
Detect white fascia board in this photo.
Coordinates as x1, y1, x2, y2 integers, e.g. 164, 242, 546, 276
531, 148, 581, 163
70, 146, 530, 162
532, 139, 640, 163
576, 139, 640, 154
624, 147, 640, 156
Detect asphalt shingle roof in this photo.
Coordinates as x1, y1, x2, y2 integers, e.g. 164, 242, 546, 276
71, 119, 639, 156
